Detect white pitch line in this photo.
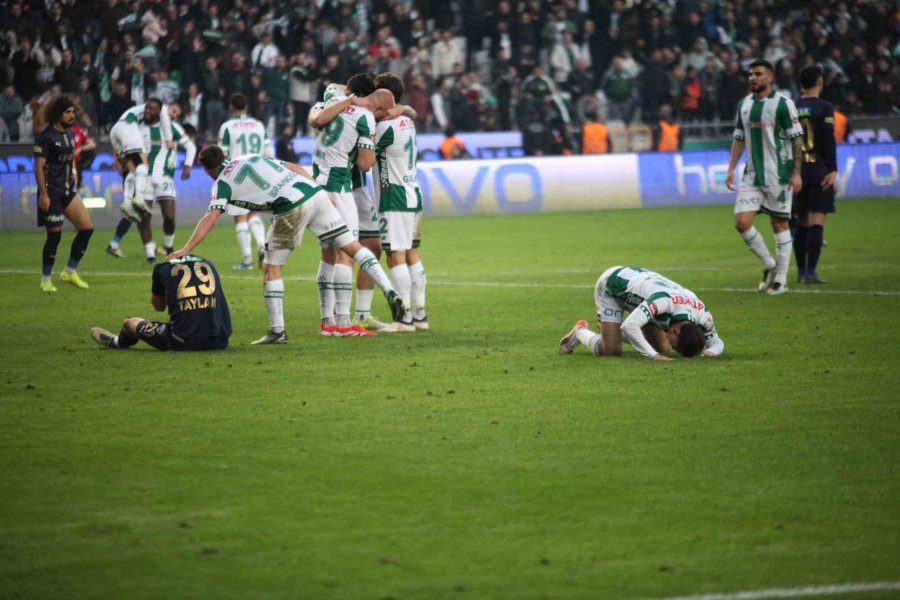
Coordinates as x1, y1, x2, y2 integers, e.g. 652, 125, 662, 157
1, 269, 899, 297
635, 580, 900, 600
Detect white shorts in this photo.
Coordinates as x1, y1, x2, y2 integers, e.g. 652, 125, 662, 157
318, 189, 358, 248
144, 175, 175, 202
381, 211, 418, 252
594, 267, 625, 324
354, 187, 380, 239
110, 121, 144, 156
227, 205, 251, 216
265, 193, 354, 265
735, 176, 793, 218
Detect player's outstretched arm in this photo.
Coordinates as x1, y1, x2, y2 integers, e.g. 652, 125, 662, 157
310, 96, 354, 129
621, 306, 671, 360
167, 209, 223, 260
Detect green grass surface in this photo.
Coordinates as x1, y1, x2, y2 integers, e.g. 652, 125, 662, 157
1, 199, 899, 600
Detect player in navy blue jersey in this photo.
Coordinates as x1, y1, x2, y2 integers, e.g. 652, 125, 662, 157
89, 255, 232, 351
33, 96, 94, 292
793, 65, 838, 284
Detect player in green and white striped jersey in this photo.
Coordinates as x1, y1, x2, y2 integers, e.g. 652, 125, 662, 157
726, 59, 804, 295
373, 73, 427, 333
110, 99, 174, 217
167, 146, 406, 344
559, 266, 724, 360
218, 93, 274, 270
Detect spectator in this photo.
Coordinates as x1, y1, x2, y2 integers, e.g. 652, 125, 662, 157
264, 55, 290, 134
602, 55, 637, 124
183, 82, 203, 130
653, 104, 682, 152
639, 49, 669, 125
430, 76, 451, 131
251, 32, 280, 70
289, 53, 318, 137
719, 60, 748, 120
679, 65, 701, 122
274, 122, 298, 163
699, 56, 722, 122
550, 32, 589, 86
73, 77, 99, 135
53, 49, 80, 93
580, 110, 610, 154
432, 29, 464, 79
440, 128, 473, 159
566, 58, 595, 107
0, 84, 24, 141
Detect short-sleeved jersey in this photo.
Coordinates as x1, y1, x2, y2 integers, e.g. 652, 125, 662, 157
794, 96, 837, 183
208, 154, 321, 215
374, 116, 423, 213
604, 266, 717, 336
151, 255, 232, 342
33, 126, 77, 197
217, 114, 273, 159
311, 96, 376, 192
118, 103, 173, 141
144, 120, 196, 178
733, 90, 803, 186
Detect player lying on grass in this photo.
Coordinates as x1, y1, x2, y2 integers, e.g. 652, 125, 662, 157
559, 266, 724, 361
167, 146, 405, 345
90, 254, 232, 351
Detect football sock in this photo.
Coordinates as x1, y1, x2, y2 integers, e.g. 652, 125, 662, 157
353, 247, 394, 296
575, 327, 604, 356
123, 172, 135, 204
390, 264, 413, 323
163, 233, 175, 251
163, 217, 176, 251
144, 241, 157, 260
806, 224, 824, 274
42, 230, 62, 277
774, 230, 792, 284
110, 218, 132, 247
333, 264, 353, 327
248, 214, 266, 250
316, 262, 335, 325
409, 260, 427, 320
793, 225, 809, 275
235, 222, 252, 263
740, 227, 775, 270
116, 326, 139, 349
355, 289, 374, 321
133, 164, 148, 201
65, 228, 93, 271
264, 279, 285, 333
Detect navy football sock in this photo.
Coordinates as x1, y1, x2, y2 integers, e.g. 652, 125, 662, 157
806, 225, 824, 275
42, 230, 62, 276
793, 225, 809, 275
112, 218, 132, 244
117, 326, 139, 349
67, 228, 93, 270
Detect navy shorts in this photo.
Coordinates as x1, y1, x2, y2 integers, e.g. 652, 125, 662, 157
37, 193, 76, 227
793, 184, 836, 216
136, 321, 228, 352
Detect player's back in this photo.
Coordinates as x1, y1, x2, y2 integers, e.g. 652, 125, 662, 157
313, 100, 375, 192
213, 154, 319, 214
118, 104, 144, 124
795, 96, 835, 182
153, 255, 231, 344
374, 116, 421, 212
219, 115, 271, 158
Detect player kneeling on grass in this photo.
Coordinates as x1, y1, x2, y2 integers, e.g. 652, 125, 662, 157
167, 146, 406, 345
559, 266, 724, 361
90, 254, 232, 351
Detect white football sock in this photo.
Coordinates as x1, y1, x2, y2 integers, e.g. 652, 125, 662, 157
774, 230, 793, 285
332, 264, 353, 327
235, 222, 252, 263
409, 260, 427, 320
134, 164, 148, 202
144, 241, 156, 260
263, 279, 285, 333
740, 227, 776, 270
123, 173, 135, 206
353, 247, 394, 294
248, 214, 266, 250
316, 262, 335, 324
575, 328, 604, 356
355, 289, 374, 321
390, 264, 412, 323
163, 233, 175, 249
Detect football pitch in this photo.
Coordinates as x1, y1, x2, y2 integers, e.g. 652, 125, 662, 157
1, 199, 898, 600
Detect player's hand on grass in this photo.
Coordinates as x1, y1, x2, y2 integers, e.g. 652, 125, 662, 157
821, 170, 837, 190
725, 171, 735, 191
650, 354, 673, 361
790, 172, 802, 195
702, 351, 717, 358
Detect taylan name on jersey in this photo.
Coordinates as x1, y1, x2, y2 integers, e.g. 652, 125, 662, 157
374, 116, 422, 213
311, 96, 375, 192
218, 115, 273, 159
209, 155, 320, 215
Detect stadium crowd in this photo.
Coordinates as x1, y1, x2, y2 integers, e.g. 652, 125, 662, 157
0, 0, 898, 152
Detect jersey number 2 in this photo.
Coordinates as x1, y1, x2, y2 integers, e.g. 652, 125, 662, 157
173, 262, 216, 299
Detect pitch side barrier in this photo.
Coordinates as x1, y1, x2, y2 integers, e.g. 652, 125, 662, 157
0, 143, 897, 229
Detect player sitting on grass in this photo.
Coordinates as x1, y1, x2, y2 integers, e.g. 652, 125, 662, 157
167, 146, 406, 345
559, 266, 724, 361
90, 254, 231, 351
